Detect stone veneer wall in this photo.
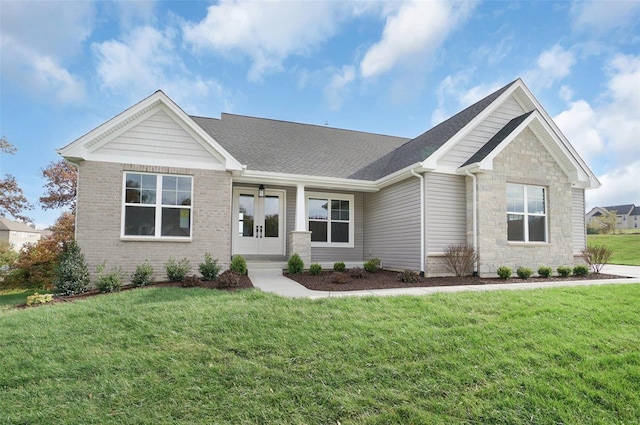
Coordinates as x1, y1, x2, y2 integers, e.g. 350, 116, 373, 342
472, 128, 574, 277
76, 161, 232, 281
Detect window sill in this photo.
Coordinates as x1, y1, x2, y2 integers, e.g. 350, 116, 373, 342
120, 236, 192, 243
311, 242, 355, 249
507, 241, 548, 246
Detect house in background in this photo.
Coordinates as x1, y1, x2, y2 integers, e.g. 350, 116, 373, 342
586, 204, 640, 230
0, 218, 42, 252
58, 79, 599, 279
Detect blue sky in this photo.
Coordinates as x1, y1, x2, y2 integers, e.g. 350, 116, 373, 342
1, 0, 639, 228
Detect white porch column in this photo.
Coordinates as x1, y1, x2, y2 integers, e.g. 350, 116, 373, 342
295, 183, 306, 231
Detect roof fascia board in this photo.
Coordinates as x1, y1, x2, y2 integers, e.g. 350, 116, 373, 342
236, 170, 380, 192
422, 81, 523, 170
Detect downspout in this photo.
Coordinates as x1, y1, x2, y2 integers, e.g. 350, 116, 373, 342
410, 168, 425, 276
464, 170, 478, 276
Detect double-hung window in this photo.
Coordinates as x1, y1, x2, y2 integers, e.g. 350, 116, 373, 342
123, 172, 193, 239
506, 184, 546, 243
307, 193, 354, 247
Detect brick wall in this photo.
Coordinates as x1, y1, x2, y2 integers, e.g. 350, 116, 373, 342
472, 128, 574, 277
76, 161, 232, 282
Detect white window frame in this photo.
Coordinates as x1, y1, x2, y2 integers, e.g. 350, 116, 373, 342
506, 183, 547, 243
306, 192, 355, 248
121, 172, 193, 241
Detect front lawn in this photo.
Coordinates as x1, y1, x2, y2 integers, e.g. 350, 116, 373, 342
588, 233, 640, 265
1, 285, 639, 424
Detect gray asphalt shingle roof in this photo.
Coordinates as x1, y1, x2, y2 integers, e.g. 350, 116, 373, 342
461, 111, 534, 167
191, 79, 517, 181
0, 217, 38, 232
602, 204, 636, 215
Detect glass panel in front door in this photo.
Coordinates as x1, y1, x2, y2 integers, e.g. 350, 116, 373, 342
263, 195, 279, 238
238, 194, 255, 237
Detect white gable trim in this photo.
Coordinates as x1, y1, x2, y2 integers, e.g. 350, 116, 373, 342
58, 91, 243, 171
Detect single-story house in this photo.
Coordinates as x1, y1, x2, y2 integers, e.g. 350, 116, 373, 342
0, 217, 42, 252
58, 78, 599, 278
586, 204, 640, 230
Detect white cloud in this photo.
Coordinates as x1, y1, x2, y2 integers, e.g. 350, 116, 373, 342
93, 26, 226, 114
554, 100, 605, 165
182, 0, 343, 81
0, 1, 94, 103
360, 0, 475, 79
585, 162, 640, 210
571, 0, 640, 34
324, 65, 356, 110
523, 44, 576, 90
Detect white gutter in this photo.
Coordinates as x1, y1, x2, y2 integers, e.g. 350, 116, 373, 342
410, 168, 425, 276
464, 170, 478, 276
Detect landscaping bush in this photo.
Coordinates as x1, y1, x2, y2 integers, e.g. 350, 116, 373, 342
217, 270, 241, 288
538, 266, 553, 278
55, 241, 90, 296
26, 292, 53, 306
581, 245, 613, 274
573, 264, 590, 277
349, 267, 367, 279
443, 244, 479, 277
165, 257, 191, 282
333, 261, 346, 272
332, 272, 349, 284
557, 266, 572, 277
309, 263, 322, 275
397, 270, 419, 283
230, 255, 247, 275
131, 261, 154, 287
288, 253, 304, 274
516, 267, 533, 279
95, 263, 123, 293
497, 266, 512, 280
363, 258, 381, 273
182, 274, 201, 288
199, 253, 220, 281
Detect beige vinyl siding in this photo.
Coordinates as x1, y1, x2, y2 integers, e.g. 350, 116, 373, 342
426, 173, 466, 253
310, 191, 364, 263
438, 95, 526, 167
572, 188, 586, 254
363, 178, 421, 271
94, 110, 223, 167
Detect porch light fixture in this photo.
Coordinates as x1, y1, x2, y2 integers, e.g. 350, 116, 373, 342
258, 184, 265, 198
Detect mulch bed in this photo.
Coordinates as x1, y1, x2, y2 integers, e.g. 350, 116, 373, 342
286, 269, 625, 292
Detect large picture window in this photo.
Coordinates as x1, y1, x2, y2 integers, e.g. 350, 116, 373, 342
507, 184, 546, 242
307, 193, 354, 247
123, 172, 193, 239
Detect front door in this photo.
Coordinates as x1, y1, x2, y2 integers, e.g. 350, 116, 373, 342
232, 188, 285, 255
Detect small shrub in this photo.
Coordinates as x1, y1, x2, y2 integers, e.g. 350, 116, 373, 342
55, 241, 90, 296
332, 272, 349, 284
363, 258, 381, 273
516, 266, 533, 279
538, 266, 553, 278
349, 267, 367, 279
581, 245, 613, 274
26, 292, 53, 306
397, 270, 419, 283
288, 253, 304, 274
443, 244, 479, 277
131, 261, 154, 287
309, 263, 322, 275
557, 266, 572, 277
199, 253, 220, 281
230, 255, 247, 275
333, 261, 346, 272
218, 270, 241, 288
182, 274, 201, 288
165, 257, 191, 282
573, 264, 590, 277
95, 263, 123, 293
497, 266, 512, 279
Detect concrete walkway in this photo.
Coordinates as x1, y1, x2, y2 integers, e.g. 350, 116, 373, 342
248, 265, 640, 299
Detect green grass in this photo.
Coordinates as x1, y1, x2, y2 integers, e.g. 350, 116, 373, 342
1, 286, 639, 424
0, 288, 53, 311
588, 233, 640, 265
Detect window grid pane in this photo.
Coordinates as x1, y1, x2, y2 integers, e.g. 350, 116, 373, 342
506, 184, 546, 242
